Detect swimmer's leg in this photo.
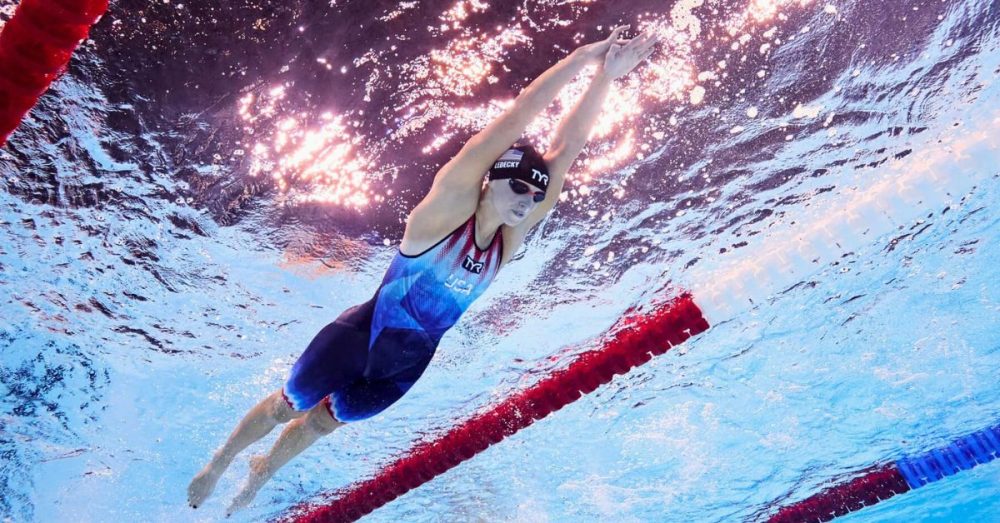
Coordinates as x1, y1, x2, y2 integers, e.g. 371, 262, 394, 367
227, 398, 343, 515
188, 389, 303, 508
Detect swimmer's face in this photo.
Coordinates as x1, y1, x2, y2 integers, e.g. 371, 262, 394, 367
488, 178, 546, 225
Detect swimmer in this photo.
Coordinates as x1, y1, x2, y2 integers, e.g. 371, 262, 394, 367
187, 25, 660, 514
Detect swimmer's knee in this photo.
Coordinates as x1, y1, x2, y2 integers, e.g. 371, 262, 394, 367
306, 401, 342, 435
270, 389, 306, 423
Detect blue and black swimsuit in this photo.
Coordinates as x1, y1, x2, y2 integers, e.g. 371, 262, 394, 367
282, 213, 504, 422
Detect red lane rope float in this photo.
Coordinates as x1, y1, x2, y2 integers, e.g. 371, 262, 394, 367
0, 0, 109, 146
766, 465, 911, 523
277, 293, 710, 523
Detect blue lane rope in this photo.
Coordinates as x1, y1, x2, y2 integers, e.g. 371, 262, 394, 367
896, 424, 1000, 489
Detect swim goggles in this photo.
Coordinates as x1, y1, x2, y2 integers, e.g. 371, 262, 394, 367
508, 179, 546, 202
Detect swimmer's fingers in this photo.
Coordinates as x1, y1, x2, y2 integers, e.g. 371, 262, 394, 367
577, 24, 631, 63
608, 25, 637, 48
641, 45, 657, 63
624, 36, 660, 65
626, 47, 656, 72
637, 33, 661, 57
626, 30, 659, 54
607, 24, 630, 42
602, 32, 658, 78
643, 32, 663, 52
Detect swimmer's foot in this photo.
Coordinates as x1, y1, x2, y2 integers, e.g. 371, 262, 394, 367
188, 455, 228, 508
227, 454, 272, 516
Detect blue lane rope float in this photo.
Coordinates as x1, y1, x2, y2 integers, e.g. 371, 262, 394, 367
896, 425, 1000, 489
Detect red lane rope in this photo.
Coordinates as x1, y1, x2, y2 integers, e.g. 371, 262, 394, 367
277, 293, 710, 523
0, 0, 109, 146
766, 465, 911, 523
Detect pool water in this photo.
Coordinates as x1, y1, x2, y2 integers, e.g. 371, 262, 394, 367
1, 0, 997, 521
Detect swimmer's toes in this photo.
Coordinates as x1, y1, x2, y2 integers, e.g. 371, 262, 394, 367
187, 464, 222, 508
226, 490, 251, 515
227, 456, 270, 514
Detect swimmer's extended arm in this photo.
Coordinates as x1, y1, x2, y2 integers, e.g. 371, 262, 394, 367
522, 30, 661, 228
419, 27, 633, 216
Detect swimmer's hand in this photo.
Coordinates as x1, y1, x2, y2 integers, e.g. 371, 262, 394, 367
574, 25, 631, 64
599, 29, 660, 79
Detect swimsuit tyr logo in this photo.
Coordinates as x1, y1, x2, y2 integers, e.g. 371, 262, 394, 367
462, 254, 485, 274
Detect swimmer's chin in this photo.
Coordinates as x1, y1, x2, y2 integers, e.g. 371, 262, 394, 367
506, 209, 529, 225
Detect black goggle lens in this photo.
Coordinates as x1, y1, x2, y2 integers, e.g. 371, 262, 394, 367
509, 179, 546, 202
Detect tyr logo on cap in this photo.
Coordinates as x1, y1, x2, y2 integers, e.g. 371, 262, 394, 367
531, 169, 549, 185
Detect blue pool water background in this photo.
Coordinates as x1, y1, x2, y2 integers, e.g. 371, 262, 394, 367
1, 0, 999, 521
